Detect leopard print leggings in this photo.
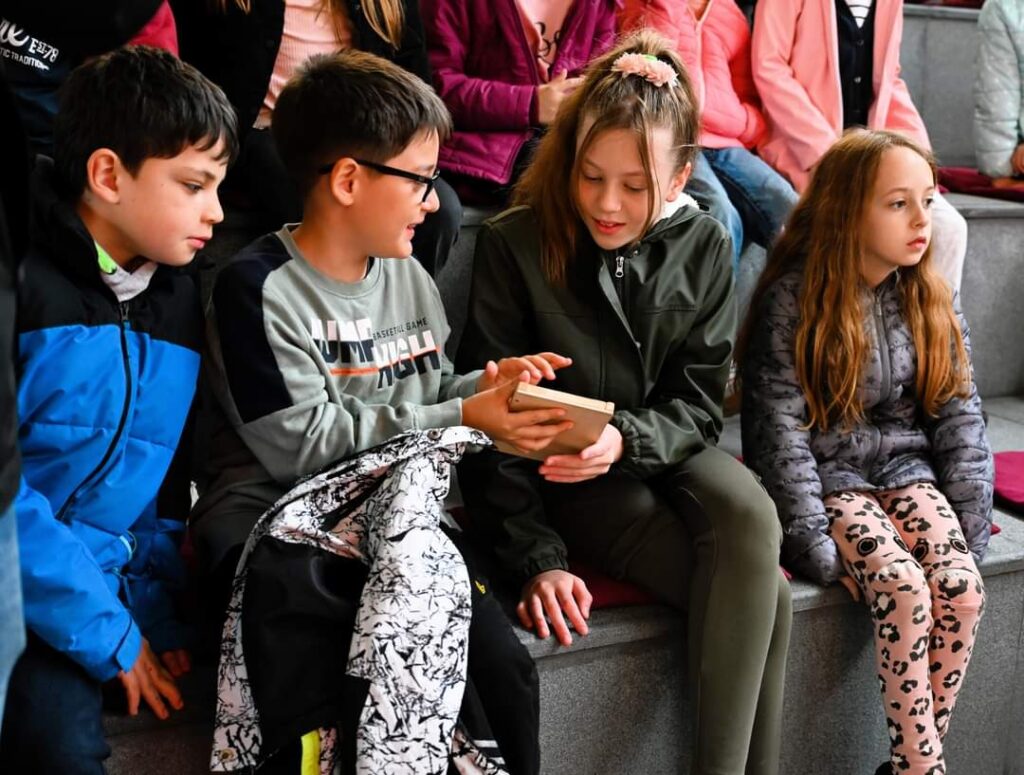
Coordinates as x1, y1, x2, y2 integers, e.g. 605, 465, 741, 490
825, 483, 985, 775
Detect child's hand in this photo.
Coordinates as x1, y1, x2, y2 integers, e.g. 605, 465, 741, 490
463, 378, 574, 453
117, 639, 183, 720
539, 424, 624, 483
160, 649, 192, 679
1013, 143, 1024, 175
991, 175, 1024, 190
839, 575, 861, 602
518, 569, 592, 647
476, 352, 572, 392
536, 71, 583, 125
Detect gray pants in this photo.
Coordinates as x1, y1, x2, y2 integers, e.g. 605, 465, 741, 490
542, 446, 792, 775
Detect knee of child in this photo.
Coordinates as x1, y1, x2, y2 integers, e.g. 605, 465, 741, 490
929, 566, 986, 614
870, 557, 929, 598
721, 488, 782, 567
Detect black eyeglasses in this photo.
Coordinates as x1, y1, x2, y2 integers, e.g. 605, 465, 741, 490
318, 158, 441, 203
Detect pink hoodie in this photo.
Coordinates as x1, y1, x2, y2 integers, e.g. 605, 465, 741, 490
752, 0, 929, 191
619, 0, 766, 149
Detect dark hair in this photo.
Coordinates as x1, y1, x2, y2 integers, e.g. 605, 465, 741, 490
53, 45, 238, 200
272, 49, 452, 200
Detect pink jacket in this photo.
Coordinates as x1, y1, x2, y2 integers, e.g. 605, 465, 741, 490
751, 0, 929, 191
619, 0, 766, 149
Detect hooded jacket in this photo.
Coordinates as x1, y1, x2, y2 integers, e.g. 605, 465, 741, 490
421, 0, 618, 186
456, 201, 734, 581
741, 270, 993, 586
15, 161, 202, 680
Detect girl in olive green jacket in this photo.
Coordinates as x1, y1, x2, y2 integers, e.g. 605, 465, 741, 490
457, 30, 792, 775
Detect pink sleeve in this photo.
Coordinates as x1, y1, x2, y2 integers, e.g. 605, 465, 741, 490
728, 23, 767, 147
885, 73, 931, 150
128, 1, 178, 55
752, 0, 838, 172
420, 0, 535, 131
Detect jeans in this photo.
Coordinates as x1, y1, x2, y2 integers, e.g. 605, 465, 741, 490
687, 148, 799, 271
0, 634, 110, 774
0, 508, 23, 729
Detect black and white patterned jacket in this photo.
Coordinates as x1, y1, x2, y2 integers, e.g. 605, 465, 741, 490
741, 270, 994, 585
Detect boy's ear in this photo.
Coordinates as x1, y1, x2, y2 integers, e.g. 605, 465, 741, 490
326, 158, 360, 206
665, 161, 693, 202
84, 148, 126, 205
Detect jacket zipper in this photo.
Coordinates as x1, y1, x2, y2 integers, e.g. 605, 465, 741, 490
865, 293, 888, 474
874, 294, 891, 401
55, 301, 134, 523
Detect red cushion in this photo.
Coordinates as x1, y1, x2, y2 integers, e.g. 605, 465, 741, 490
569, 561, 655, 608
994, 450, 1024, 515
939, 167, 1024, 203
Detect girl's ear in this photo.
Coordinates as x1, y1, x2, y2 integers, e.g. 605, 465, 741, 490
84, 148, 125, 205
665, 161, 693, 202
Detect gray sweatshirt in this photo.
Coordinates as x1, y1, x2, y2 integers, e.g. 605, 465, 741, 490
191, 228, 480, 562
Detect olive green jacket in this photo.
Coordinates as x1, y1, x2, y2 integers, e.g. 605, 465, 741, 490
456, 201, 736, 581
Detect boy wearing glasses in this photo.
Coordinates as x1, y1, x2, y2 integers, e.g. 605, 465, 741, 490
192, 51, 552, 773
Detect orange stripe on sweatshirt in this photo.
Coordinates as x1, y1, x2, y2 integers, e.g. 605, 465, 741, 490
329, 347, 440, 376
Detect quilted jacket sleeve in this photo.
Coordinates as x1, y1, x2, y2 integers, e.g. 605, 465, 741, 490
975, 0, 1024, 178
923, 294, 994, 560
740, 276, 843, 585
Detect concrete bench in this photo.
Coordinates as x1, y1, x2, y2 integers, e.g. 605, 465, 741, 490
103, 484, 1024, 775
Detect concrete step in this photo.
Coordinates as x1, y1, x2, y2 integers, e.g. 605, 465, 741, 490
902, 4, 982, 168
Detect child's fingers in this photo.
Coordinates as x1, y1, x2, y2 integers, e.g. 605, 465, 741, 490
148, 659, 183, 711
574, 579, 593, 619
516, 600, 534, 631
542, 590, 573, 646
511, 421, 574, 441
139, 673, 169, 720
160, 651, 181, 677
556, 586, 589, 638
120, 672, 141, 716
529, 595, 550, 639
507, 407, 567, 427
177, 650, 192, 675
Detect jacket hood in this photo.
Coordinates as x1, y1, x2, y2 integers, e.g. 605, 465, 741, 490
29, 156, 100, 285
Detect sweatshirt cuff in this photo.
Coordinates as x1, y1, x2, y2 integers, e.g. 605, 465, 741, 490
413, 398, 465, 432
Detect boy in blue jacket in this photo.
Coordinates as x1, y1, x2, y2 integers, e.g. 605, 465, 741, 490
0, 46, 237, 772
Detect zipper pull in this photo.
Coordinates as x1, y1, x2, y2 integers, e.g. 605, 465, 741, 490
119, 301, 130, 323
615, 255, 625, 278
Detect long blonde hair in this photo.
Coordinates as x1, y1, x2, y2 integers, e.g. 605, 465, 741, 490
736, 129, 970, 431
512, 30, 700, 286
217, 0, 405, 49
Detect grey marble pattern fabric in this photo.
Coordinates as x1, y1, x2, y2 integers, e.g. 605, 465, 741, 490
741, 271, 993, 585
975, 0, 1024, 177
210, 427, 498, 774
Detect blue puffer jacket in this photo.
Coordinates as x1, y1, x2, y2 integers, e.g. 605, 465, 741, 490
15, 163, 202, 681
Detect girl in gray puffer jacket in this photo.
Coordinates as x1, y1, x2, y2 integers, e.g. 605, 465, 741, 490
741, 129, 992, 775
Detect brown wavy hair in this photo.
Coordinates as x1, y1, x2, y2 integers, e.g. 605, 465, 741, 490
512, 30, 700, 286
217, 0, 405, 49
736, 129, 970, 431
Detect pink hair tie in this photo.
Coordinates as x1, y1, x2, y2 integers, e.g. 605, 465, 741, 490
610, 52, 679, 88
